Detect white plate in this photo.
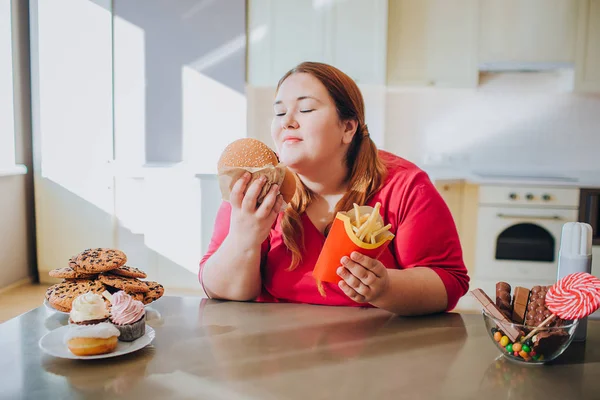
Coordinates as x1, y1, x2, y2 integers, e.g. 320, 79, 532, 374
43, 299, 69, 315
39, 324, 155, 360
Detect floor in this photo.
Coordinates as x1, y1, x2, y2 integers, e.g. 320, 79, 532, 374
0, 283, 206, 323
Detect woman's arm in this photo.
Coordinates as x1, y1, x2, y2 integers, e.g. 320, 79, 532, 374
202, 234, 263, 301
370, 268, 447, 315
337, 170, 469, 314
200, 173, 283, 301
337, 252, 449, 316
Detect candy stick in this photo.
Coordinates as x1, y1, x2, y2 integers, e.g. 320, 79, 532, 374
470, 289, 520, 342
521, 314, 556, 343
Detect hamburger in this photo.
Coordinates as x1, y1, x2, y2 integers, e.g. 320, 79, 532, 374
217, 138, 296, 204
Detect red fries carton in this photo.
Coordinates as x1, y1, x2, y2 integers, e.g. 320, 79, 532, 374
313, 203, 394, 284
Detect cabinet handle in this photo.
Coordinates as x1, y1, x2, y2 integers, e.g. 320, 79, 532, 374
496, 213, 562, 221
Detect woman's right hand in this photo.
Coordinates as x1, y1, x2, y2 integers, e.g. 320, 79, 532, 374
228, 172, 284, 248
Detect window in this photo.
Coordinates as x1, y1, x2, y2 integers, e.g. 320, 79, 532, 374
0, 0, 16, 170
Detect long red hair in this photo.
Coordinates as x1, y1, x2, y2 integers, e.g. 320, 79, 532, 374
278, 62, 387, 270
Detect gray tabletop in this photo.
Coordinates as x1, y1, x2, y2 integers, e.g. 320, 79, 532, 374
1, 296, 599, 399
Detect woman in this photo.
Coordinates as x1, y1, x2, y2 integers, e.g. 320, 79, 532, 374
200, 62, 469, 315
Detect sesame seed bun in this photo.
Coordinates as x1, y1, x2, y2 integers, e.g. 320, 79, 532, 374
217, 138, 279, 171
217, 138, 296, 203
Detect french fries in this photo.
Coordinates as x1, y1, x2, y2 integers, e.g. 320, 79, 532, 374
350, 202, 391, 244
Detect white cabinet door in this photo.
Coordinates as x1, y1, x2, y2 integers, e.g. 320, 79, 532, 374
248, 0, 387, 86
30, 0, 115, 282
330, 0, 387, 85
479, 0, 578, 66
386, 0, 428, 85
575, 0, 600, 92
270, 0, 328, 83
248, 0, 327, 87
387, 0, 479, 88
426, 0, 479, 88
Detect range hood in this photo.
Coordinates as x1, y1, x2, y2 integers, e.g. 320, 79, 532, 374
478, 61, 574, 72
477, 68, 575, 92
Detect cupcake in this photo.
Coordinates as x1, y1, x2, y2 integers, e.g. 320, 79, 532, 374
109, 291, 146, 342
64, 322, 120, 356
69, 292, 110, 325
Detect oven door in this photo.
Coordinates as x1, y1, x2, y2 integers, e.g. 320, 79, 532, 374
474, 206, 579, 283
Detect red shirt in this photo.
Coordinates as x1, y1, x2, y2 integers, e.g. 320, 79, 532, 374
200, 151, 470, 311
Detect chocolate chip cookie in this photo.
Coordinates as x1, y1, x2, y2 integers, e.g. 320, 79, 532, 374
45, 283, 61, 301
73, 248, 127, 274
68, 256, 79, 269
103, 285, 145, 302
48, 279, 106, 312
49, 266, 97, 280
141, 281, 164, 304
98, 274, 149, 293
107, 265, 147, 279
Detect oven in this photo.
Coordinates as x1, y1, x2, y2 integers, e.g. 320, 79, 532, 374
474, 185, 580, 288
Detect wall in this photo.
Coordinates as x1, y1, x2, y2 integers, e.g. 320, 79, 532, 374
0, 0, 36, 289
248, 73, 600, 176
386, 86, 600, 175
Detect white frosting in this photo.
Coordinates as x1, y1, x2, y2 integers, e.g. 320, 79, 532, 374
63, 322, 120, 343
69, 292, 109, 322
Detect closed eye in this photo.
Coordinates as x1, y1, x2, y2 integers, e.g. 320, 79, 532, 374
275, 112, 286, 117
300, 109, 314, 113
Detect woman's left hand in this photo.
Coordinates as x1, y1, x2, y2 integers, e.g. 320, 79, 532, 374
337, 252, 390, 304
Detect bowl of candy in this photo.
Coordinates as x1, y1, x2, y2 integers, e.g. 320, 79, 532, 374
482, 309, 578, 364
472, 272, 600, 365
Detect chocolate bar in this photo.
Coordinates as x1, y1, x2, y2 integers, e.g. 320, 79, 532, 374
525, 285, 563, 327
495, 282, 512, 319
511, 287, 531, 324
471, 289, 520, 342
533, 330, 569, 356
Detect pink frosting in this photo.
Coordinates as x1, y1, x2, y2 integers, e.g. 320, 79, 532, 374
110, 291, 145, 325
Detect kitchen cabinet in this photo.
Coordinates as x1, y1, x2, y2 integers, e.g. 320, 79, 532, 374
435, 182, 478, 272
247, 0, 387, 87
478, 0, 578, 67
575, 0, 600, 92
386, 0, 479, 88
436, 182, 464, 229
593, 246, 600, 280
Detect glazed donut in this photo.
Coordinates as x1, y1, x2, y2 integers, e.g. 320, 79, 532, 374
64, 323, 120, 356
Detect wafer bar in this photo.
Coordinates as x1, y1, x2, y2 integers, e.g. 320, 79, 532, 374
495, 282, 512, 319
470, 289, 520, 342
511, 287, 531, 324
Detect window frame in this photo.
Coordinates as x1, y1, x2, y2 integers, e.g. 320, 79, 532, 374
0, 0, 16, 171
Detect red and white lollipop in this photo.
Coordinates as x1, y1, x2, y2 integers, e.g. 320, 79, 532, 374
522, 272, 600, 342
546, 272, 600, 320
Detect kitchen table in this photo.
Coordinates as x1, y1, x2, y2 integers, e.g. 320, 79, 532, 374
1, 296, 599, 399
